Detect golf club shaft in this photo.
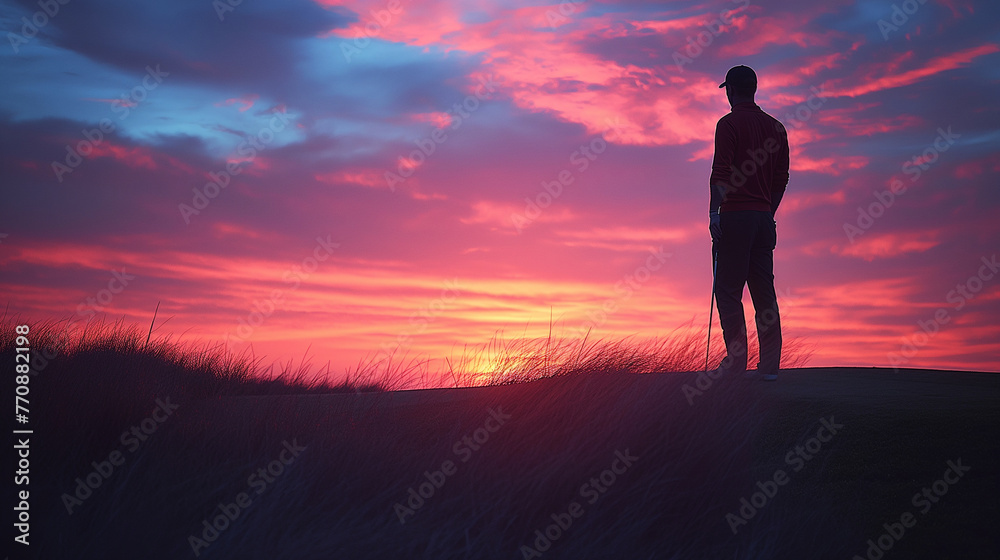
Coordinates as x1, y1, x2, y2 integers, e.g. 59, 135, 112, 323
705, 244, 717, 372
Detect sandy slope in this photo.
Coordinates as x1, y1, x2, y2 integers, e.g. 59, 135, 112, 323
174, 367, 999, 553
203, 366, 1000, 411
41, 367, 998, 559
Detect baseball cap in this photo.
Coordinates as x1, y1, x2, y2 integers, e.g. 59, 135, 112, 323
719, 65, 757, 89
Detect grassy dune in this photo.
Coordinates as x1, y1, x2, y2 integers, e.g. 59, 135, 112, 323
5, 321, 997, 559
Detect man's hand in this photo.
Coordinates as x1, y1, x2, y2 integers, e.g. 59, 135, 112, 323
709, 210, 721, 242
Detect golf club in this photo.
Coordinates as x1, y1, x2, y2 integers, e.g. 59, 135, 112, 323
705, 243, 718, 372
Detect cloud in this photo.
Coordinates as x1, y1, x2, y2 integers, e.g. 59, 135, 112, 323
835, 231, 943, 261
2, 0, 999, 375
5, 0, 353, 95
821, 44, 1000, 99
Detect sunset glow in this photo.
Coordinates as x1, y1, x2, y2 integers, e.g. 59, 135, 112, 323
2, 0, 999, 381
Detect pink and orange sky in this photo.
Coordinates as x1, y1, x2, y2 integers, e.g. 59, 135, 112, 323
2, 0, 999, 380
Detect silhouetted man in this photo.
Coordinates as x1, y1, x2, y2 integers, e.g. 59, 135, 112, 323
709, 65, 789, 381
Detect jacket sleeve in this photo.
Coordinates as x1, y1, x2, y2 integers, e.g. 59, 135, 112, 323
770, 121, 789, 214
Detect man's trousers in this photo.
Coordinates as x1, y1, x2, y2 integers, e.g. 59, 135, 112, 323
714, 210, 782, 374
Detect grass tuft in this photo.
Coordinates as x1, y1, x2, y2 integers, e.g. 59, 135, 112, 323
441, 323, 813, 386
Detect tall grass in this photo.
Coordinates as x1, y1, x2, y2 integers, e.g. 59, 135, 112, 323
0, 316, 392, 396
434, 324, 813, 387
2, 316, 813, 396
